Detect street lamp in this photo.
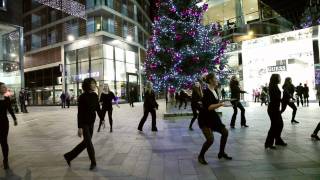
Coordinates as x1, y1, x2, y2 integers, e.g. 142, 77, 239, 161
126, 35, 133, 42
67, 35, 75, 41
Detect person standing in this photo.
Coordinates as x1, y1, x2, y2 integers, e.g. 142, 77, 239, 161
0, 82, 18, 169
221, 88, 226, 100
179, 90, 188, 109
66, 92, 71, 108
60, 92, 66, 108
98, 84, 119, 133
317, 87, 320, 107
260, 87, 268, 106
281, 77, 299, 124
19, 89, 27, 113
303, 84, 309, 107
265, 74, 287, 149
138, 82, 159, 132
129, 87, 136, 107
175, 91, 180, 108
229, 76, 248, 128
296, 83, 304, 107
198, 73, 232, 165
64, 78, 101, 170
189, 81, 203, 131
311, 122, 320, 140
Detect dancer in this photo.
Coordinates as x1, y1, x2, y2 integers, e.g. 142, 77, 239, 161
98, 84, 119, 133
189, 81, 203, 131
64, 78, 101, 170
229, 76, 248, 128
311, 122, 320, 140
138, 82, 159, 132
198, 73, 232, 165
281, 77, 299, 124
0, 82, 18, 169
265, 74, 287, 149
303, 84, 309, 107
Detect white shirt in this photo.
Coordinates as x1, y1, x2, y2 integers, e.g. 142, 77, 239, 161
208, 87, 218, 100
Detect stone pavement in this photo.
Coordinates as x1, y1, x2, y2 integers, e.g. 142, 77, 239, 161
0, 100, 320, 180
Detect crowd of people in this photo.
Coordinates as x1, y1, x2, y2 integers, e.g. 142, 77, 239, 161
0, 72, 319, 170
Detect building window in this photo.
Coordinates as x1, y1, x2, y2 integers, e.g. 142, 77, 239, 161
0, 0, 6, 11
106, 0, 113, 9
87, 17, 95, 34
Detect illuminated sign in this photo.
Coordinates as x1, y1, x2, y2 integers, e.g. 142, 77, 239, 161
35, 0, 86, 19
72, 72, 100, 81
267, 60, 287, 72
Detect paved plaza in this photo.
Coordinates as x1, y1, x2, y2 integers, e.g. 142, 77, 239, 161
0, 101, 320, 180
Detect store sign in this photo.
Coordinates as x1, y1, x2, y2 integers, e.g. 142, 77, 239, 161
73, 72, 100, 81
267, 60, 287, 72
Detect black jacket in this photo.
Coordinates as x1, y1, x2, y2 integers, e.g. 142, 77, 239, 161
303, 86, 309, 97
100, 92, 116, 110
77, 92, 101, 128
230, 85, 245, 101
143, 90, 158, 110
282, 84, 295, 102
191, 89, 202, 104
0, 96, 16, 124
198, 88, 222, 129
268, 85, 281, 111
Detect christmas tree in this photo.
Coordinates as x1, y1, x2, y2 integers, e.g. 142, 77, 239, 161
300, 1, 320, 28
145, 0, 229, 92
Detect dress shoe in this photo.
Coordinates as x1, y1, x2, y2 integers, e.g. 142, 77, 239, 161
230, 126, 235, 129
189, 127, 193, 131
275, 141, 287, 146
110, 127, 113, 133
138, 127, 142, 132
241, 125, 249, 128
311, 134, 320, 140
63, 154, 71, 167
218, 153, 232, 160
152, 128, 158, 132
3, 160, 9, 170
198, 155, 208, 165
291, 120, 299, 124
89, 162, 96, 170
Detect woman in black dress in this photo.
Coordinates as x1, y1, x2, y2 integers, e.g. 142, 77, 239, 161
198, 73, 232, 165
281, 77, 298, 124
265, 74, 287, 149
189, 81, 203, 131
0, 82, 17, 169
64, 78, 101, 170
138, 82, 158, 132
229, 76, 248, 128
98, 84, 119, 133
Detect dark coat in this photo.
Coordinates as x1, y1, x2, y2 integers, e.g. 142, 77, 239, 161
143, 90, 158, 110
77, 92, 101, 128
100, 92, 116, 110
268, 85, 281, 111
0, 96, 16, 124
282, 84, 295, 102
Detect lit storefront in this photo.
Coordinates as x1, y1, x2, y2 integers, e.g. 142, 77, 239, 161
0, 23, 23, 97
64, 36, 141, 104
241, 27, 317, 100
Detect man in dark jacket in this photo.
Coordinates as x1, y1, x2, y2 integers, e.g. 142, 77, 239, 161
303, 84, 309, 107
296, 83, 304, 107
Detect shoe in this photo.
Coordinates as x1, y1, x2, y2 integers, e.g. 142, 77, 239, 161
265, 145, 276, 149
275, 142, 287, 146
291, 120, 299, 124
63, 154, 71, 167
241, 125, 249, 128
189, 127, 193, 131
89, 162, 96, 170
97, 128, 100, 132
138, 127, 142, 132
198, 155, 208, 165
152, 128, 158, 132
3, 160, 9, 170
230, 126, 235, 129
110, 128, 113, 133
218, 153, 232, 160
311, 134, 320, 140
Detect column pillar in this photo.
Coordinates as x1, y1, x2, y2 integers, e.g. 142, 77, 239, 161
235, 0, 245, 27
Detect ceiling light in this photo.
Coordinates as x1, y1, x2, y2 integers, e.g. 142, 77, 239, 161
67, 35, 75, 41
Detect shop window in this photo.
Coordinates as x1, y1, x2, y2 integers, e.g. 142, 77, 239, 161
115, 61, 126, 81
78, 47, 89, 62
126, 51, 136, 64
126, 63, 137, 73
104, 59, 115, 81
103, 44, 114, 59
115, 47, 124, 61
91, 59, 104, 80
91, 45, 103, 60
66, 50, 77, 64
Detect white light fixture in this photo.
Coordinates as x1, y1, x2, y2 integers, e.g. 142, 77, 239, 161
126, 35, 133, 42
248, 31, 254, 36
67, 35, 75, 41
10, 53, 17, 58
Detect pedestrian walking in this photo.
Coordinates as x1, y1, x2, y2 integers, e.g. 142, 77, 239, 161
189, 81, 203, 131
198, 73, 232, 165
311, 122, 320, 140
179, 90, 188, 109
60, 92, 66, 108
229, 76, 248, 128
281, 77, 299, 124
317, 88, 320, 107
0, 82, 18, 169
66, 92, 71, 108
19, 89, 27, 113
97, 84, 119, 133
303, 84, 309, 107
64, 78, 102, 170
221, 88, 226, 100
296, 83, 304, 107
260, 87, 268, 106
138, 82, 159, 132
265, 74, 287, 149
129, 87, 136, 107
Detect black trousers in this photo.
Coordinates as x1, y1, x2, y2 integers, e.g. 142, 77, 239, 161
179, 99, 187, 109
20, 102, 27, 113
129, 98, 134, 107
265, 108, 284, 146
138, 108, 157, 130
304, 96, 309, 106
61, 100, 66, 108
230, 101, 246, 126
313, 122, 320, 135
281, 101, 297, 121
98, 109, 113, 131
65, 124, 96, 164
0, 122, 9, 161
189, 102, 200, 128
66, 100, 70, 108
297, 95, 304, 106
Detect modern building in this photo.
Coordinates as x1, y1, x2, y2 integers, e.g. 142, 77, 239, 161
0, 0, 24, 97
23, 0, 152, 105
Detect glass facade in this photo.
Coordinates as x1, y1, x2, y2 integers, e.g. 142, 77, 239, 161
0, 24, 23, 99
65, 44, 139, 104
